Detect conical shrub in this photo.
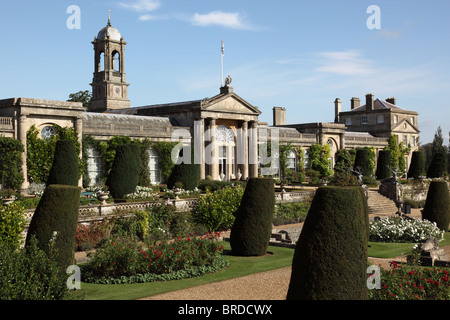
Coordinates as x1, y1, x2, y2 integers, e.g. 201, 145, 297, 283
107, 143, 141, 199
25, 184, 81, 271
287, 186, 369, 300
422, 180, 449, 231
427, 152, 447, 178
375, 150, 391, 180
230, 178, 274, 256
46, 139, 79, 187
408, 151, 425, 179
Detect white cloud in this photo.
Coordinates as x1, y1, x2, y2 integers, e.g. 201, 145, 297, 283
315, 50, 376, 75
118, 0, 160, 13
190, 11, 253, 30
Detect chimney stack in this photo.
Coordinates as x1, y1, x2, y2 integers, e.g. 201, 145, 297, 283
273, 106, 286, 126
365, 93, 374, 111
386, 97, 396, 105
351, 97, 360, 110
334, 98, 341, 123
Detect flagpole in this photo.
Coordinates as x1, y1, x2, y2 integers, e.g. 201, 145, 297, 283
221, 37, 224, 87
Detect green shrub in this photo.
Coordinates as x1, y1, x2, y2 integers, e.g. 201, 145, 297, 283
0, 202, 27, 248
46, 139, 80, 187
167, 147, 200, 190
193, 186, 244, 232
83, 232, 225, 283
273, 201, 311, 226
427, 152, 447, 178
198, 179, 246, 191
107, 144, 141, 199
422, 181, 450, 231
0, 137, 24, 190
376, 150, 391, 180
230, 178, 275, 256
25, 184, 81, 271
0, 237, 68, 300
287, 186, 369, 300
408, 151, 425, 179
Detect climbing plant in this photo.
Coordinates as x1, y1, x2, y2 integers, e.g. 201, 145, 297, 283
0, 137, 24, 190
26, 125, 80, 184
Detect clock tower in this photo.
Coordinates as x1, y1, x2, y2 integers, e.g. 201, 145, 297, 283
90, 13, 130, 112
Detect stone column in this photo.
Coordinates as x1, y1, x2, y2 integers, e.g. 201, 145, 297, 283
194, 118, 205, 180
210, 119, 218, 180
18, 113, 28, 193
75, 117, 83, 187
249, 121, 258, 178
241, 121, 248, 180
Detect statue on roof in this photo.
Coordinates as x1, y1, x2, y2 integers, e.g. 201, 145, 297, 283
225, 75, 232, 86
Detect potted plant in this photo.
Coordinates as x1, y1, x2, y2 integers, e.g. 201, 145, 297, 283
96, 185, 109, 205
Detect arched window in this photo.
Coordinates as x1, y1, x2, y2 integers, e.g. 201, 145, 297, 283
86, 146, 104, 187
41, 126, 56, 140
215, 125, 235, 180
112, 51, 120, 72
99, 51, 105, 71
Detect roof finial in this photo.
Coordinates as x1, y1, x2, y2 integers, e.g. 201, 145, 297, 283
107, 10, 111, 26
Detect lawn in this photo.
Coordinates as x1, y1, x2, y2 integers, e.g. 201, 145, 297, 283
73, 232, 450, 300
73, 241, 295, 300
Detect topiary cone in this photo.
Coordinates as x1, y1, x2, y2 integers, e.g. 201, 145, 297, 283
230, 177, 275, 256
46, 139, 79, 187
25, 184, 81, 271
422, 180, 450, 232
287, 186, 369, 300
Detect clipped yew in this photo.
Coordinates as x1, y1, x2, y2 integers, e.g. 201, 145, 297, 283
422, 180, 450, 231
287, 186, 369, 300
427, 152, 447, 178
107, 143, 141, 199
407, 151, 425, 179
375, 150, 391, 180
230, 178, 275, 256
46, 139, 79, 187
25, 184, 81, 271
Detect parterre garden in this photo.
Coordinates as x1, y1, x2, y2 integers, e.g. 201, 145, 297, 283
0, 137, 449, 300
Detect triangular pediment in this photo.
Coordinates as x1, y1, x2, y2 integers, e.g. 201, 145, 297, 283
202, 93, 261, 115
393, 119, 420, 133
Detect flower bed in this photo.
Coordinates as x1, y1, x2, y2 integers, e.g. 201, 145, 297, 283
369, 262, 449, 300
81, 232, 228, 284
369, 216, 445, 243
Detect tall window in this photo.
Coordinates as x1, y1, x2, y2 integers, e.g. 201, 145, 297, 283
99, 52, 105, 71
148, 148, 161, 184
393, 115, 398, 124
286, 150, 296, 171
377, 114, 384, 123
86, 146, 104, 187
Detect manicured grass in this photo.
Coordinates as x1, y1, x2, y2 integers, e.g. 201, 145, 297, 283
73, 241, 295, 300
368, 232, 450, 259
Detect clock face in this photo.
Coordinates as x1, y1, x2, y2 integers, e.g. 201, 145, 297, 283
114, 86, 122, 97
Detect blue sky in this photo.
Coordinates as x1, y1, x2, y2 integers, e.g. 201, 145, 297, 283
1, 0, 449, 144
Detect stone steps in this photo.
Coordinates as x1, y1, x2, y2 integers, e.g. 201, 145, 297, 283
367, 189, 398, 215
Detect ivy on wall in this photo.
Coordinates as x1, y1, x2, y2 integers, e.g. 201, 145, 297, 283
26, 125, 81, 184
82, 134, 178, 186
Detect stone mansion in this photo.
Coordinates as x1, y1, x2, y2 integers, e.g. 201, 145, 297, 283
0, 18, 419, 193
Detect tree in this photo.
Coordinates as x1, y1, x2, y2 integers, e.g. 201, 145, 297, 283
286, 186, 369, 300
167, 147, 200, 190
432, 126, 445, 156
107, 144, 141, 199
230, 178, 275, 256
353, 148, 374, 177
387, 135, 401, 172
309, 144, 332, 177
68, 90, 91, 111
422, 181, 449, 232
334, 149, 352, 174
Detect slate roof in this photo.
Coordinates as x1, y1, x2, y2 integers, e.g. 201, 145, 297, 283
346, 98, 407, 112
